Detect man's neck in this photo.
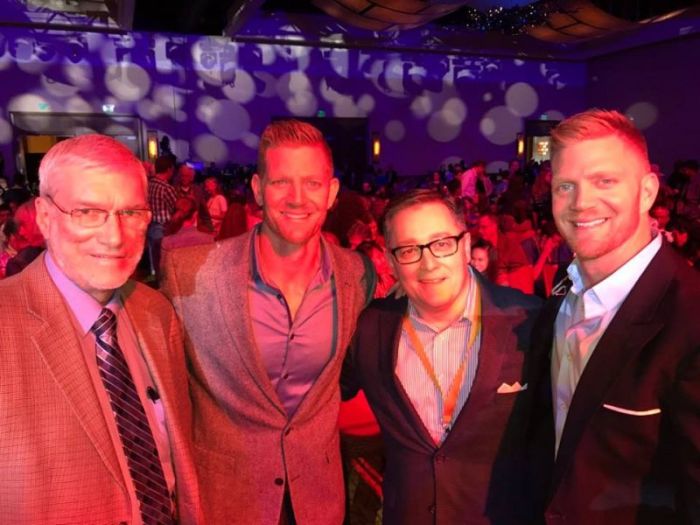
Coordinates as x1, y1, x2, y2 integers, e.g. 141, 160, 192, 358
578, 230, 653, 288
257, 227, 322, 284
256, 227, 323, 320
411, 282, 471, 333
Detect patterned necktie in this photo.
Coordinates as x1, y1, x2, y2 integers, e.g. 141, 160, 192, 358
91, 308, 173, 525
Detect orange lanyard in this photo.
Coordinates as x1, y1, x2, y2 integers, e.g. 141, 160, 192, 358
402, 286, 481, 428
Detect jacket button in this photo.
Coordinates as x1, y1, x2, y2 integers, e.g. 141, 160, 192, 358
428, 504, 435, 514
274, 477, 284, 486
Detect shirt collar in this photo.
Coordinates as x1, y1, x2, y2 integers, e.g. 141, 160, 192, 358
45, 251, 121, 335
249, 223, 332, 289
566, 234, 662, 318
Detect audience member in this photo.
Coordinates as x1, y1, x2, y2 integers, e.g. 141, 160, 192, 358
528, 109, 700, 524
0, 134, 201, 524
147, 156, 177, 279
343, 189, 541, 524
470, 239, 492, 276
204, 176, 228, 235
161, 119, 375, 525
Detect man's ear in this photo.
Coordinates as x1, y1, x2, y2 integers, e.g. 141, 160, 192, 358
640, 171, 660, 214
327, 177, 340, 210
462, 232, 471, 264
34, 196, 52, 241
251, 173, 264, 207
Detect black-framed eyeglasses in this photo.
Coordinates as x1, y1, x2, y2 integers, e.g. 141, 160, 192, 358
390, 231, 467, 265
44, 195, 152, 229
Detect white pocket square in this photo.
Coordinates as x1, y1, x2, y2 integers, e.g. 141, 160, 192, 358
602, 403, 661, 416
497, 381, 528, 394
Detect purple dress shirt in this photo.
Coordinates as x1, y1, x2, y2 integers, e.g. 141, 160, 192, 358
248, 228, 337, 416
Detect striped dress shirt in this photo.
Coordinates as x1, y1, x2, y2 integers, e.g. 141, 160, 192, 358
396, 270, 481, 445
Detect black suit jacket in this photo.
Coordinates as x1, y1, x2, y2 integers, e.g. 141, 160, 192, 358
528, 243, 700, 525
343, 275, 541, 525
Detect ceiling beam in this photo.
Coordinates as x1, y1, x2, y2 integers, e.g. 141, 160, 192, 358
224, 0, 265, 37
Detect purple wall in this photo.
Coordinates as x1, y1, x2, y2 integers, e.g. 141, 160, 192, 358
587, 34, 700, 174
0, 28, 588, 178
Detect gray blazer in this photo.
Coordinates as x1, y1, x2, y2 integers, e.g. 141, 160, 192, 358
161, 231, 374, 525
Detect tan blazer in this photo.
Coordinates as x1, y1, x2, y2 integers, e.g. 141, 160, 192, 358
0, 255, 202, 524
161, 231, 374, 525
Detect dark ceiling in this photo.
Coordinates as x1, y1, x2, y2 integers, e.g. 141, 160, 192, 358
132, 0, 698, 35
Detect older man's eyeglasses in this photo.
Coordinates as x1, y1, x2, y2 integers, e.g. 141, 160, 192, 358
390, 231, 467, 265
44, 195, 152, 229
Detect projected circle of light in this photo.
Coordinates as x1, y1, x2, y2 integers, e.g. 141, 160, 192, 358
104, 124, 134, 136
0, 52, 13, 72
242, 132, 259, 149
207, 100, 251, 140
625, 102, 658, 130
480, 106, 523, 145
194, 134, 228, 163
287, 92, 318, 116
487, 160, 508, 173
17, 55, 50, 75
174, 110, 188, 123
385, 120, 405, 142
0, 118, 12, 144
8, 94, 52, 115
65, 96, 92, 113
543, 109, 565, 121
222, 69, 256, 103
173, 140, 190, 159
154, 85, 184, 110
483, 92, 493, 102
411, 95, 433, 118
196, 96, 218, 123
357, 94, 374, 113
277, 71, 311, 100
442, 156, 462, 167
333, 95, 361, 118
41, 75, 80, 98
64, 63, 93, 89
505, 82, 538, 117
428, 110, 462, 143
105, 63, 151, 102
137, 99, 164, 120
443, 98, 467, 126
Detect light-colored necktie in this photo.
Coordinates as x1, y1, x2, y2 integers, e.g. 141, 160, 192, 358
91, 308, 173, 525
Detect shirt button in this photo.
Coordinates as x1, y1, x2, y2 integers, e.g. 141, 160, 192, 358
285, 427, 293, 436
282, 372, 290, 380
289, 333, 295, 340
274, 477, 284, 486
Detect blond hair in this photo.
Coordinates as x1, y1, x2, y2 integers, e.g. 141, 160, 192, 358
257, 120, 332, 178
551, 109, 650, 169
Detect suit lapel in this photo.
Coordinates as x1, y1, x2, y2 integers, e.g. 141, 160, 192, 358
25, 260, 124, 490
213, 236, 287, 415
449, 278, 507, 438
121, 282, 174, 418
385, 298, 437, 448
551, 247, 672, 489
294, 246, 356, 415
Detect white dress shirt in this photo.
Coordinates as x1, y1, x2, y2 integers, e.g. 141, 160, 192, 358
551, 234, 662, 454
396, 268, 481, 445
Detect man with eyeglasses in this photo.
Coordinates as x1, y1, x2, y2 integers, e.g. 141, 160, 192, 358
342, 189, 541, 524
0, 134, 201, 524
